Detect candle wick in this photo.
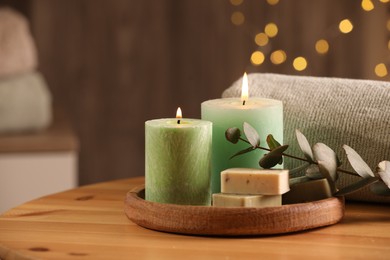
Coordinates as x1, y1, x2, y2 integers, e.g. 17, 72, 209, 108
177, 119, 181, 124
242, 100, 246, 106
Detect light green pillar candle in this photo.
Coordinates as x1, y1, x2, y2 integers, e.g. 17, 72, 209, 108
201, 98, 283, 194
145, 118, 212, 205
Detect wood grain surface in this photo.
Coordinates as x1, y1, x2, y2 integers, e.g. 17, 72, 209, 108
125, 185, 344, 236
1, 177, 390, 260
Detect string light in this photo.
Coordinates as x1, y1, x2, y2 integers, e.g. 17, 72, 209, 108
266, 0, 279, 5
264, 23, 278, 38
361, 0, 374, 11
231, 11, 245, 25
251, 51, 265, 66
293, 57, 308, 71
375, 63, 388, 77
254, 33, 269, 46
315, 39, 329, 54
230, 0, 244, 6
270, 50, 286, 65
339, 19, 353, 33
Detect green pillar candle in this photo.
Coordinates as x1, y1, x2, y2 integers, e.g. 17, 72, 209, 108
145, 117, 212, 205
201, 98, 283, 194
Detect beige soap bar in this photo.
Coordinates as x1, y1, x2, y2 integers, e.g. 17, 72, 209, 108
213, 193, 281, 208
283, 178, 332, 204
221, 168, 290, 195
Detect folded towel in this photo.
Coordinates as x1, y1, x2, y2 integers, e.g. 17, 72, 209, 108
223, 73, 390, 203
0, 8, 37, 77
0, 72, 52, 133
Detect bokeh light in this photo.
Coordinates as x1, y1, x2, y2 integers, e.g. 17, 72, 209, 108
270, 50, 286, 65
361, 0, 374, 11
266, 0, 279, 5
375, 63, 388, 77
380, 0, 389, 3
293, 57, 308, 71
230, 0, 244, 6
387, 40, 390, 50
265, 23, 278, 38
315, 39, 329, 54
231, 12, 245, 25
254, 33, 269, 46
339, 19, 353, 34
251, 51, 265, 66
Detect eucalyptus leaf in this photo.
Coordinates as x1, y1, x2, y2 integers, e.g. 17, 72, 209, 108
225, 127, 241, 144
305, 165, 323, 180
289, 163, 311, 175
377, 161, 390, 188
317, 160, 337, 193
266, 134, 283, 164
243, 122, 260, 148
343, 145, 374, 178
335, 177, 378, 196
259, 145, 289, 169
229, 146, 255, 160
313, 143, 338, 181
295, 129, 314, 162
370, 180, 390, 196
266, 134, 281, 150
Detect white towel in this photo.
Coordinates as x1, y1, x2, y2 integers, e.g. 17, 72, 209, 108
223, 73, 390, 203
0, 8, 37, 77
0, 72, 52, 133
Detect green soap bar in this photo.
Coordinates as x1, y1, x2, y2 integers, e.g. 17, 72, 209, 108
283, 178, 332, 204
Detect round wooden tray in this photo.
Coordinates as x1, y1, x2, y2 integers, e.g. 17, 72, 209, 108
124, 185, 345, 236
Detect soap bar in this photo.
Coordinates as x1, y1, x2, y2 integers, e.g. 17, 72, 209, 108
283, 178, 332, 204
221, 168, 290, 195
213, 193, 281, 207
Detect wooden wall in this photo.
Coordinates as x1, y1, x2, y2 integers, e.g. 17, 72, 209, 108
1, 0, 388, 185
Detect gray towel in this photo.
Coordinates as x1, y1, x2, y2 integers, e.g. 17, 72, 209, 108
223, 73, 390, 203
0, 72, 52, 133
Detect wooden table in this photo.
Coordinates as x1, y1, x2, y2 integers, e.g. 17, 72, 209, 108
1, 177, 390, 260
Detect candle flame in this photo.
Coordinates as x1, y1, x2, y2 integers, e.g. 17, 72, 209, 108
176, 107, 182, 119
241, 72, 249, 105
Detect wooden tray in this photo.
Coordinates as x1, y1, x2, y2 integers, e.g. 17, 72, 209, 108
124, 185, 345, 236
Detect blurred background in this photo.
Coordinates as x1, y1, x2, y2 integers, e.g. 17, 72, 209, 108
0, 0, 389, 209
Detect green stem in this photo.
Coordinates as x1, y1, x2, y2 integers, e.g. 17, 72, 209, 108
239, 137, 359, 177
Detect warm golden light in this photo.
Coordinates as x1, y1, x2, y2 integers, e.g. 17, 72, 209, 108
176, 107, 182, 119
241, 72, 249, 104
230, 0, 244, 6
231, 12, 245, 25
266, 0, 279, 5
315, 39, 329, 54
361, 0, 374, 11
265, 23, 278, 38
380, 0, 390, 3
293, 57, 308, 71
375, 63, 388, 77
387, 40, 390, 50
250, 51, 265, 66
339, 19, 353, 34
254, 33, 269, 46
270, 50, 286, 65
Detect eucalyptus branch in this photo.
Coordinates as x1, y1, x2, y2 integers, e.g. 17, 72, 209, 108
225, 123, 390, 197
239, 137, 359, 177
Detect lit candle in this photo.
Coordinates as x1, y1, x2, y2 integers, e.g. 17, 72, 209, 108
145, 108, 212, 205
201, 73, 283, 194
